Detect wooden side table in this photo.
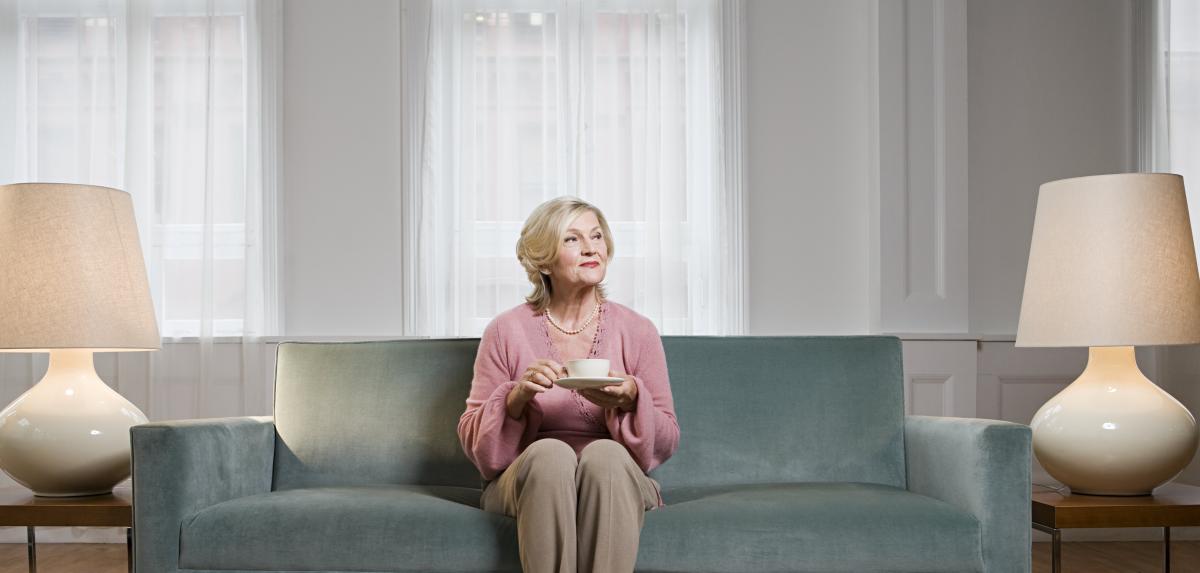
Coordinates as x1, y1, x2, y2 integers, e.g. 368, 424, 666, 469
1032, 482, 1200, 573
0, 486, 132, 573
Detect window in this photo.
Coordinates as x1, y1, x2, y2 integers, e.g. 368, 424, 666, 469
150, 8, 250, 337
403, 0, 744, 337
5, 0, 276, 338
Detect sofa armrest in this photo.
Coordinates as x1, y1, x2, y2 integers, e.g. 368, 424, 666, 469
131, 416, 275, 573
904, 415, 1031, 573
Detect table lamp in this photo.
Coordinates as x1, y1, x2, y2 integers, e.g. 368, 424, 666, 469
0, 183, 159, 497
1017, 173, 1200, 496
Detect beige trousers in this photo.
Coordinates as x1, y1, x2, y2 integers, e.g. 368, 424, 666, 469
481, 438, 661, 573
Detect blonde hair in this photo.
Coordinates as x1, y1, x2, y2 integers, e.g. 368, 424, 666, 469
517, 196, 615, 312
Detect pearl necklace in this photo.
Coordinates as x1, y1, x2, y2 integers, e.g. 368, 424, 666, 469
546, 301, 600, 335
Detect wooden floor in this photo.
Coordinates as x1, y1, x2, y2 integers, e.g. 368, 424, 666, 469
0, 543, 127, 573
0, 541, 1196, 572
1032, 541, 1200, 572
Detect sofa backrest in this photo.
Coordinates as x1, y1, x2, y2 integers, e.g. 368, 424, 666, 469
650, 336, 906, 489
272, 340, 482, 490
270, 336, 906, 491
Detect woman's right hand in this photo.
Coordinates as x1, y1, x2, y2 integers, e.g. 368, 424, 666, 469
506, 359, 564, 419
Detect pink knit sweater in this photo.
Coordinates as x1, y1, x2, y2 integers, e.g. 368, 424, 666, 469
457, 301, 680, 482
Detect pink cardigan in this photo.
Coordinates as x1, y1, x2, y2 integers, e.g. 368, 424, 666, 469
457, 301, 680, 482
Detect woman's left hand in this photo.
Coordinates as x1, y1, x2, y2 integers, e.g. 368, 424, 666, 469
578, 371, 638, 412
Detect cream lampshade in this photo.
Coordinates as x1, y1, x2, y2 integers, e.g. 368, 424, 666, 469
0, 182, 160, 497
1016, 173, 1200, 495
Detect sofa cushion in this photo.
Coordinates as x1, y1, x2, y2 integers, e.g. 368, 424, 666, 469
271, 337, 906, 492
654, 337, 906, 489
637, 482, 984, 573
272, 340, 483, 490
179, 485, 520, 572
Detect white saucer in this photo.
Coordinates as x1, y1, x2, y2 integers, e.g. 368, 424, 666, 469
556, 376, 624, 390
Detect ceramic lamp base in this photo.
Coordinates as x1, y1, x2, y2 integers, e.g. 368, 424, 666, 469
0, 349, 148, 497
1031, 346, 1199, 496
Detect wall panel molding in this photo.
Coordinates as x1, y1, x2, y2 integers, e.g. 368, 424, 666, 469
870, 0, 968, 333
902, 340, 976, 417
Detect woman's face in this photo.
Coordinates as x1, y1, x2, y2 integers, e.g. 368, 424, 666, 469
548, 210, 608, 295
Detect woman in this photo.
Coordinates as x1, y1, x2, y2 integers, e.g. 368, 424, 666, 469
458, 196, 680, 573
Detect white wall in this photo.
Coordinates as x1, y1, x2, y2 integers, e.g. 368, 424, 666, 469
967, 0, 1134, 335
282, 0, 405, 336
278, 0, 1138, 339
277, 1, 883, 337
744, 0, 873, 335
744, 0, 1136, 337
278, 0, 880, 337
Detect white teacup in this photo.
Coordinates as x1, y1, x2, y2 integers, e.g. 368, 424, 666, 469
566, 359, 610, 379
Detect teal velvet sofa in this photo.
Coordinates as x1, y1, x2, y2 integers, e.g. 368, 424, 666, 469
131, 336, 1031, 573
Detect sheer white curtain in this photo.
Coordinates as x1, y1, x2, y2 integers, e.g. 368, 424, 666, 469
0, 0, 280, 421
402, 0, 745, 337
1167, 2, 1199, 200
1147, 0, 1200, 258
